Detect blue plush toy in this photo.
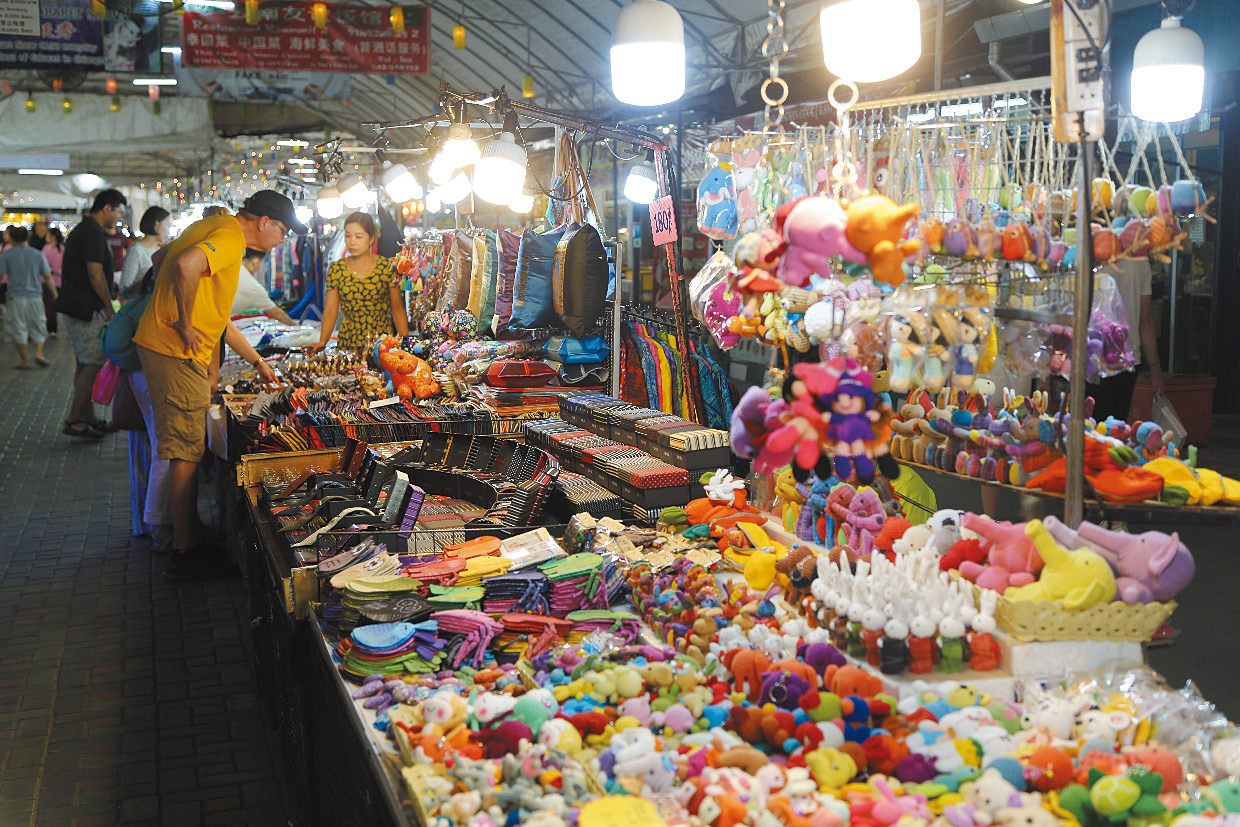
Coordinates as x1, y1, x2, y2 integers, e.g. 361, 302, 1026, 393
697, 165, 739, 241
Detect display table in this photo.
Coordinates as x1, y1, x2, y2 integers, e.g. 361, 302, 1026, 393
233, 451, 420, 827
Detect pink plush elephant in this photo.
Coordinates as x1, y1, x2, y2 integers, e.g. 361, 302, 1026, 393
958, 514, 1043, 591
1041, 516, 1194, 603
778, 196, 866, 287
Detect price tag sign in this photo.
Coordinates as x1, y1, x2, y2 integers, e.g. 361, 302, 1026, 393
649, 195, 679, 246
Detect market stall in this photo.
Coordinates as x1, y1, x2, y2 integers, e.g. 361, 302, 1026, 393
191, 4, 1240, 826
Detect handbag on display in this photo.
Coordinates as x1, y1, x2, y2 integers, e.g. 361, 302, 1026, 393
485, 359, 556, 389
437, 230, 473, 311
549, 131, 610, 338
545, 335, 609, 365
508, 225, 566, 331
492, 229, 522, 335
478, 230, 500, 333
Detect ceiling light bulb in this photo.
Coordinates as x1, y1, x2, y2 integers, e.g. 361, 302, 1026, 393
820, 0, 921, 83
435, 171, 472, 204
425, 191, 442, 213
1130, 16, 1205, 122
316, 185, 343, 219
440, 122, 480, 168
611, 0, 686, 106
381, 162, 423, 202
337, 173, 371, 209
623, 163, 658, 204
472, 131, 528, 205
508, 191, 534, 213
294, 205, 314, 225
428, 151, 456, 185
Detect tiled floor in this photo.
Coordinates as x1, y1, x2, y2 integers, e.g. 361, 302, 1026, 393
0, 333, 291, 826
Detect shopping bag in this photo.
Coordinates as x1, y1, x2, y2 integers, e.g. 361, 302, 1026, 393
91, 360, 122, 406
1151, 392, 1189, 446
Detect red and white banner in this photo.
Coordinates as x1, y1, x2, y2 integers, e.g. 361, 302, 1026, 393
182, 4, 429, 74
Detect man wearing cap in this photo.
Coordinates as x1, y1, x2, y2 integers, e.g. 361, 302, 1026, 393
134, 191, 307, 580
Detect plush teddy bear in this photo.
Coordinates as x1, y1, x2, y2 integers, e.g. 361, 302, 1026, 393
779, 196, 866, 287
823, 663, 884, 699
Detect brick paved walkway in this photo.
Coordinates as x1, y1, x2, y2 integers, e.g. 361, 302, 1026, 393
0, 334, 291, 826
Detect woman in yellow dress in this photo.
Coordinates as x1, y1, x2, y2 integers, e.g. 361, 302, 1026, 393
308, 212, 409, 353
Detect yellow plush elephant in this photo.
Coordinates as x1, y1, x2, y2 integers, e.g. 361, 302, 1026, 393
1004, 519, 1117, 609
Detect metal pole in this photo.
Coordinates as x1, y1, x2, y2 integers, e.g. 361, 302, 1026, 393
611, 239, 624, 398
1065, 113, 1094, 528
1168, 247, 1178, 374
934, 0, 945, 91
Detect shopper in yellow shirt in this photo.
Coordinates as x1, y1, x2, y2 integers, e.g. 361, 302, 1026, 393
134, 191, 306, 580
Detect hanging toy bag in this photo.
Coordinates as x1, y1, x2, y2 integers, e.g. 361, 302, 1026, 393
696, 138, 739, 241
1087, 271, 1136, 382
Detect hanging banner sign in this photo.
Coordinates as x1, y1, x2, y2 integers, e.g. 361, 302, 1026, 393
174, 67, 352, 102
104, 2, 161, 72
181, 4, 429, 74
0, 0, 40, 37
649, 195, 679, 247
0, 0, 104, 70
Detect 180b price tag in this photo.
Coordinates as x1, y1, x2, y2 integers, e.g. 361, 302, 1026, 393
649, 195, 678, 246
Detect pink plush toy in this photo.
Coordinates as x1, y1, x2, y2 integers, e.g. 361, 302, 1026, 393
1041, 517, 1194, 604
835, 487, 886, 558
779, 196, 867, 287
958, 514, 1043, 591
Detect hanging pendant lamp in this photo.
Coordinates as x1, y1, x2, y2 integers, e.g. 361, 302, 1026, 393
1131, 14, 1205, 122
610, 0, 685, 106
820, 0, 921, 83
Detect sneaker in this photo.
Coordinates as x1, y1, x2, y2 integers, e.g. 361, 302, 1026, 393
165, 548, 241, 581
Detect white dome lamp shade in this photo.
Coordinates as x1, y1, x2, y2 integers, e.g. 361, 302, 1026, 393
440, 105, 481, 169
316, 185, 344, 219
436, 170, 472, 205
473, 115, 528, 205
337, 173, 372, 209
1131, 16, 1205, 122
623, 163, 658, 204
509, 190, 535, 214
820, 0, 921, 83
381, 162, 423, 202
611, 0, 686, 106
428, 150, 456, 185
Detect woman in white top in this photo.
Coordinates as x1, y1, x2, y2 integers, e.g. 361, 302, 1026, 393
232, 248, 296, 325
118, 206, 169, 297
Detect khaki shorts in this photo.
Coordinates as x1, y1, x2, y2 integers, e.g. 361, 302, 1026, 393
137, 346, 210, 462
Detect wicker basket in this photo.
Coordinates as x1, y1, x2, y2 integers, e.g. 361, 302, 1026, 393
995, 596, 1176, 643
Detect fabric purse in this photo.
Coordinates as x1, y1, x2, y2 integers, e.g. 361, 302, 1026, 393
436, 230, 473, 311
485, 359, 556, 389
492, 229, 522, 335
478, 230, 500, 333
545, 335, 609, 364
467, 233, 488, 317
554, 222, 609, 337
508, 225, 566, 331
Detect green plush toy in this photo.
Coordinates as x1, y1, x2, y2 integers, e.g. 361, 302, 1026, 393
1086, 767, 1166, 823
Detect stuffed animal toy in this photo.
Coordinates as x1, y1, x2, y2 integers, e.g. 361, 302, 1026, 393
958, 514, 1043, 592
376, 336, 440, 400
779, 196, 867, 287
1005, 520, 1117, 609
824, 664, 884, 699
471, 719, 534, 758
1041, 517, 1194, 604
722, 648, 772, 702
845, 195, 922, 286
697, 164, 739, 240
940, 538, 986, 573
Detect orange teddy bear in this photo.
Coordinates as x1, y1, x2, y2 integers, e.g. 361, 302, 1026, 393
845, 194, 922, 286
377, 336, 440, 400
823, 663, 884, 699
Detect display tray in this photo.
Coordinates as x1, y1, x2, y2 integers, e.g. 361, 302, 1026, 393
896, 458, 1240, 526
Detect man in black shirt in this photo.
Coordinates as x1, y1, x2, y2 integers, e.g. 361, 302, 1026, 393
29, 221, 48, 251
54, 189, 127, 439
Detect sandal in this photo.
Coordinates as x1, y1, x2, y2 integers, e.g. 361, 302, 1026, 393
63, 422, 103, 440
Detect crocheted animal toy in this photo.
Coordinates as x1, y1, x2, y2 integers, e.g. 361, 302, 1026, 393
958, 514, 1043, 592
845, 194, 922, 286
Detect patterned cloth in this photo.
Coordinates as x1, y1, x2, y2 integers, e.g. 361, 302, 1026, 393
326, 256, 397, 349
61, 310, 107, 365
